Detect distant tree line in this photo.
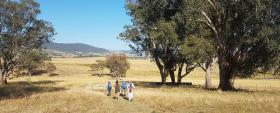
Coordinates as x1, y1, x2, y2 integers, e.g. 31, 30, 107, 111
119, 0, 280, 91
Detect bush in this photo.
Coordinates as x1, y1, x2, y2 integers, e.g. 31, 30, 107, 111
90, 54, 130, 78
105, 53, 130, 78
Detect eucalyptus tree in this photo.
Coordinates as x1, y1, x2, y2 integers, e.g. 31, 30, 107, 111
199, 0, 280, 90
119, 0, 181, 84
119, 0, 215, 84
0, 0, 54, 85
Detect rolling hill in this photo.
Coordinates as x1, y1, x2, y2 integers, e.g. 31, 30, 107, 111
44, 42, 110, 57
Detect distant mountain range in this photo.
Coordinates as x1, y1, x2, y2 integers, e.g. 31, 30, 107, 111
43, 42, 110, 57
45, 42, 110, 53
43, 42, 138, 57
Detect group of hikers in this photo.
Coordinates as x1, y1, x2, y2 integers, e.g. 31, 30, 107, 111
107, 80, 135, 101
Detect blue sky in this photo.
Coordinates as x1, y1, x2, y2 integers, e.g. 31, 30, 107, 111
37, 0, 131, 50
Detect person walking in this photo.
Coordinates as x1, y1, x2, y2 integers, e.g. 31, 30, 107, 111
121, 80, 127, 96
125, 82, 130, 97
127, 82, 135, 101
107, 81, 112, 96
114, 80, 120, 100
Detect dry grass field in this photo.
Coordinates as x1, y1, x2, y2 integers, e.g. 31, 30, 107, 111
0, 57, 279, 113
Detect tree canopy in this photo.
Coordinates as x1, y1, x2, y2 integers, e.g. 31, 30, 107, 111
119, 0, 216, 84
198, 0, 280, 90
119, 0, 280, 90
0, 0, 55, 85
19, 49, 49, 76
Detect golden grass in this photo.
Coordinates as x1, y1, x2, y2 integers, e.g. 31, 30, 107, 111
0, 57, 279, 113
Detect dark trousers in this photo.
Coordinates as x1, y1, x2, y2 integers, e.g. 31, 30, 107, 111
108, 88, 112, 96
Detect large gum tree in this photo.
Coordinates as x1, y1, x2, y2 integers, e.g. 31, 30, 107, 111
0, 0, 54, 85
119, 0, 215, 85
199, 0, 280, 90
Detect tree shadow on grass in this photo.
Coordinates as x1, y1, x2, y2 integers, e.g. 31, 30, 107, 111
132, 81, 255, 93
31, 70, 59, 77
132, 81, 193, 88
91, 73, 111, 77
0, 80, 65, 100
31, 70, 48, 76
203, 88, 255, 93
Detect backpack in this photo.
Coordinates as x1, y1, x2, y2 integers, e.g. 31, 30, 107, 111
129, 83, 134, 92
108, 83, 112, 89
115, 84, 120, 92
121, 82, 127, 89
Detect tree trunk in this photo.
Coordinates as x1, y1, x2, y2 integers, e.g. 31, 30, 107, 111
28, 71, 32, 77
169, 70, 176, 84
0, 75, 7, 85
205, 60, 212, 89
177, 63, 184, 85
218, 60, 235, 91
155, 57, 167, 84
161, 69, 167, 84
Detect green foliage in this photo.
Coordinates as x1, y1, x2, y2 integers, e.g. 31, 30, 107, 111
121, 0, 279, 88
181, 36, 215, 64
0, 0, 54, 48
0, 0, 55, 82
19, 50, 49, 75
120, 0, 216, 84
151, 20, 179, 49
197, 0, 280, 90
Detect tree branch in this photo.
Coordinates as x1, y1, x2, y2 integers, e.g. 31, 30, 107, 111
155, 56, 163, 70
196, 11, 219, 40
198, 63, 206, 72
206, 0, 217, 11
181, 64, 198, 78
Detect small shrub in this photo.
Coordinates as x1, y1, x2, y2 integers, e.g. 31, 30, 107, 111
89, 53, 130, 78
105, 53, 130, 78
